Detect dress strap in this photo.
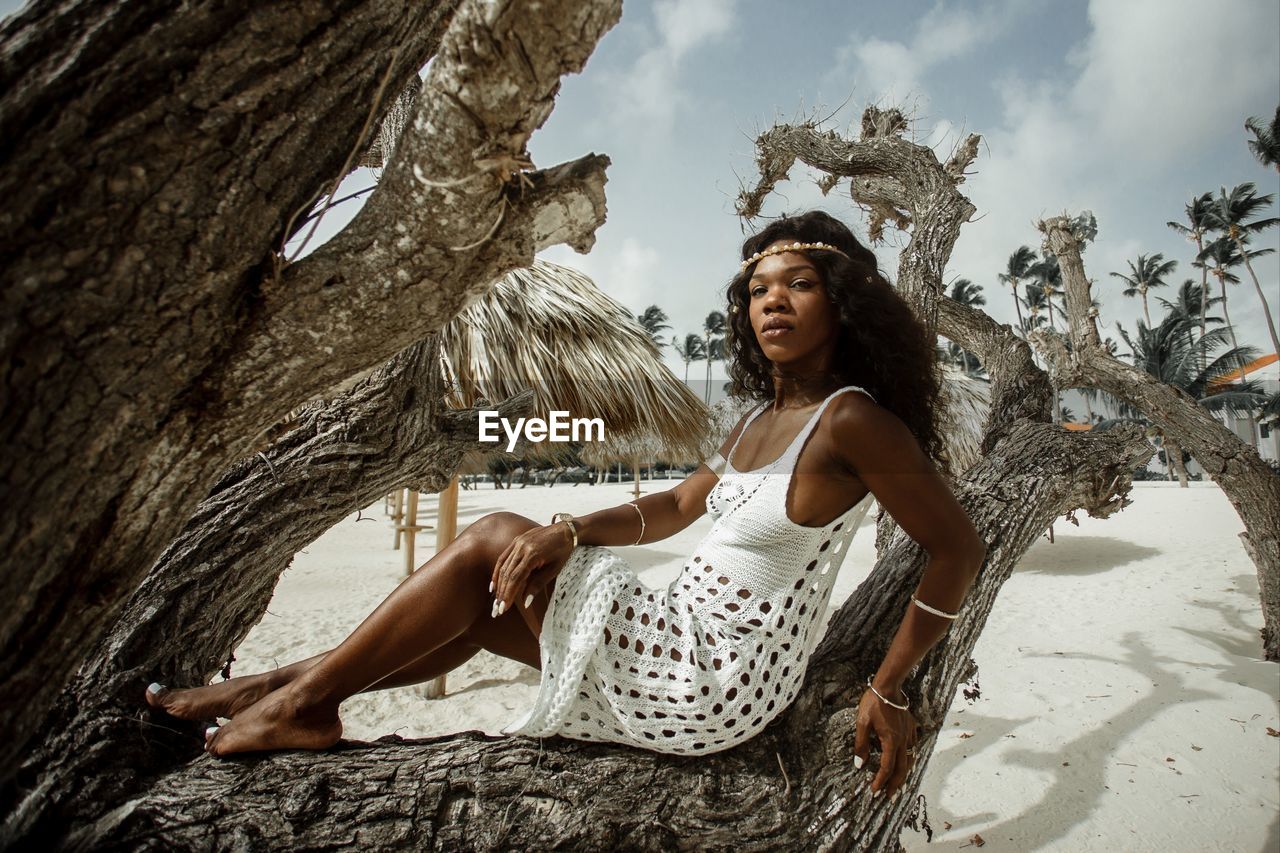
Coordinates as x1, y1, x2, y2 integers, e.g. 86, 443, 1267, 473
776, 385, 875, 466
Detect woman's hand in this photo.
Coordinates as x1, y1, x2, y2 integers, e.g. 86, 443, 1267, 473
853, 685, 920, 799
490, 522, 576, 615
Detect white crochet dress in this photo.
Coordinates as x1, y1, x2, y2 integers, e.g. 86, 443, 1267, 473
504, 386, 877, 755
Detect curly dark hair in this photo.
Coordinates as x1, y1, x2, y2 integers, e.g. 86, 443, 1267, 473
724, 210, 950, 476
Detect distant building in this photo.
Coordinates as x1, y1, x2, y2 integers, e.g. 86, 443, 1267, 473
1207, 353, 1279, 463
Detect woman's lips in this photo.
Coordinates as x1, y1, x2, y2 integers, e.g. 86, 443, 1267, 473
762, 326, 792, 339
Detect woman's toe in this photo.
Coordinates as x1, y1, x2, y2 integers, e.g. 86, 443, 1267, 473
145, 683, 168, 708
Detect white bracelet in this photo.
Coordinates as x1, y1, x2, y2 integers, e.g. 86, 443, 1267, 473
867, 677, 909, 711
628, 501, 645, 545
911, 594, 960, 620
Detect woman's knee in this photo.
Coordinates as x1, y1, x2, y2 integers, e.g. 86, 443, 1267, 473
458, 512, 539, 562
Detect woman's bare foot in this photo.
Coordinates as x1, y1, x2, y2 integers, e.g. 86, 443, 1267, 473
145, 671, 280, 721
204, 684, 342, 756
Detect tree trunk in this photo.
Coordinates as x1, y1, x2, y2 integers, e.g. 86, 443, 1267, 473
15, 419, 1152, 851
1165, 436, 1189, 487
1034, 216, 1280, 660
0, 102, 1160, 848
0, 0, 616, 774
3, 340, 539, 844
1196, 234, 1208, 372
1232, 233, 1280, 359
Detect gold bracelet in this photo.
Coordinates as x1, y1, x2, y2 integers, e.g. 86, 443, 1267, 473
628, 502, 645, 545
551, 512, 578, 548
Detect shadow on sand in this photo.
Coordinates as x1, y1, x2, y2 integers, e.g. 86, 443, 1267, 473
916, 624, 1275, 850
1014, 535, 1161, 577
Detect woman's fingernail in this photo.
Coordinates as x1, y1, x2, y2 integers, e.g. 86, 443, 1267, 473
488, 581, 494, 594
147, 682, 165, 696
205, 726, 219, 740
497, 600, 506, 616
854, 755, 864, 770
490, 600, 499, 618
524, 594, 534, 608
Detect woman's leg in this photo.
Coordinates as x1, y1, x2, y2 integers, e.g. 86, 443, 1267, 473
148, 592, 546, 722
164, 511, 546, 754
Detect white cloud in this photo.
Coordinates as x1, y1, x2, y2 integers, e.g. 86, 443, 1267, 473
613, 0, 740, 132
1068, 0, 1279, 169
829, 1, 1015, 107
951, 0, 1280, 343
539, 236, 661, 317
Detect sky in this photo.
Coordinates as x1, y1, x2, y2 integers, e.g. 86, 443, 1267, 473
6, 0, 1278, 393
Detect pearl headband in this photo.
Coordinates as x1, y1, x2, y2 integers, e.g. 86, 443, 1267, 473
739, 241, 850, 273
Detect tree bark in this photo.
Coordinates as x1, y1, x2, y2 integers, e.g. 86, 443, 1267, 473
0, 0, 617, 775
3, 103, 1163, 849
3, 337, 540, 844
26, 421, 1152, 852
1033, 216, 1280, 660
1163, 435, 1189, 487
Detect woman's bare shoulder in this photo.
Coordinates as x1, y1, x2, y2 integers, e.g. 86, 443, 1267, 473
824, 389, 923, 469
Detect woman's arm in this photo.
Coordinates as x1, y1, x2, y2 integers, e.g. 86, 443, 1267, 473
827, 394, 986, 795
490, 408, 757, 611
572, 462, 716, 546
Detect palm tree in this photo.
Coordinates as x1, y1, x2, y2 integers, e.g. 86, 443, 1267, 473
1115, 314, 1265, 484
1205, 183, 1280, 357
1078, 386, 1102, 424
1155, 279, 1224, 357
1245, 105, 1280, 172
998, 246, 1035, 333
635, 305, 670, 350
1028, 254, 1065, 330
671, 334, 706, 385
701, 310, 726, 403
1167, 192, 1217, 363
1020, 282, 1057, 335
1196, 236, 1259, 354
1109, 253, 1177, 327
946, 278, 986, 375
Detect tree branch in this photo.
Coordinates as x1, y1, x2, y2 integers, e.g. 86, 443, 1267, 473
1031, 214, 1280, 660
737, 109, 980, 325
213, 152, 611, 433
50, 421, 1152, 852
5, 339, 537, 841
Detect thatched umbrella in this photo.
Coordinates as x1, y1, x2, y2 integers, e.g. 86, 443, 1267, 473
934, 365, 990, 475
407, 259, 710, 559
438, 261, 711, 460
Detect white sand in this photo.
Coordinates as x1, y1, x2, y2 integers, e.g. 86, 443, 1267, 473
235, 480, 1279, 851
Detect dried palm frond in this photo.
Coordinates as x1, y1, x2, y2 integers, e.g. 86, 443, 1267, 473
935, 365, 990, 475
440, 261, 712, 465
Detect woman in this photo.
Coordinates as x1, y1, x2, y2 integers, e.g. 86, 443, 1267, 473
146, 210, 986, 800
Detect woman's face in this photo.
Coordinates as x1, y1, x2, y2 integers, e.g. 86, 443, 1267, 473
746, 240, 842, 370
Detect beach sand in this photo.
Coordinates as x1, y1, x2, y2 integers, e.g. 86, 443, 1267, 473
234, 480, 1279, 851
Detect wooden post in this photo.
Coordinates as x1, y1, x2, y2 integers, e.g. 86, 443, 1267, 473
435, 476, 459, 552
422, 475, 461, 700
390, 488, 405, 550
403, 490, 419, 576
632, 454, 641, 501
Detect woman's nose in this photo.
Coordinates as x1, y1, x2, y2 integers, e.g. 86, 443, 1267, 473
763, 286, 790, 311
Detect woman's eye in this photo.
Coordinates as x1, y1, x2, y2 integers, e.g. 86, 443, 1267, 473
750, 286, 766, 297
790, 279, 812, 288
